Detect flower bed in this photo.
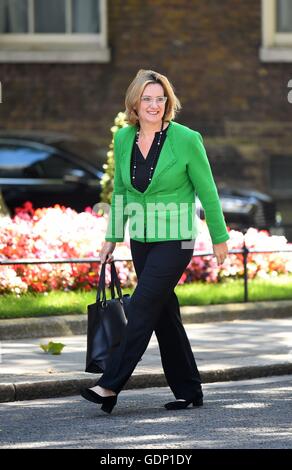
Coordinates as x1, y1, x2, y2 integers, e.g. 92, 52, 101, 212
0, 202, 291, 294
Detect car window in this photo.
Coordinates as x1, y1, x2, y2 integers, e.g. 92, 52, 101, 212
0, 144, 91, 178
38, 154, 91, 178
0, 146, 49, 177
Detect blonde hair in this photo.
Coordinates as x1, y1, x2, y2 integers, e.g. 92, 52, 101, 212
125, 69, 181, 125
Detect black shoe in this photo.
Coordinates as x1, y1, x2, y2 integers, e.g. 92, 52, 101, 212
164, 397, 203, 410
80, 388, 117, 414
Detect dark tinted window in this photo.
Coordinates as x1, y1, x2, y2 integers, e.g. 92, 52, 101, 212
0, 145, 49, 177
0, 144, 90, 178
270, 155, 292, 190
38, 154, 91, 178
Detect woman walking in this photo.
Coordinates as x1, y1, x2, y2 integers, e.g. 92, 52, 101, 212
81, 69, 229, 413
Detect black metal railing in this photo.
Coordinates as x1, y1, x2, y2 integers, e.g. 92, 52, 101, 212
1, 242, 292, 302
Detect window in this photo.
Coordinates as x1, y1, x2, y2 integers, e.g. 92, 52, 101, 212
261, 0, 292, 62
270, 155, 292, 193
0, 144, 91, 178
39, 154, 91, 178
0, 0, 109, 63
0, 145, 51, 177
276, 0, 292, 34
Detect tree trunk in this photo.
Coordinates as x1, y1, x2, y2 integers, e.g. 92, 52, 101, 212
0, 190, 10, 216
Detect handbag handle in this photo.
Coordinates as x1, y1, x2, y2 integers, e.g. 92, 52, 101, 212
96, 262, 108, 305
110, 262, 123, 300
96, 261, 123, 305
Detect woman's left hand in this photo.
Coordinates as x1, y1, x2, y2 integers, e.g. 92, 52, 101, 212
212, 241, 228, 266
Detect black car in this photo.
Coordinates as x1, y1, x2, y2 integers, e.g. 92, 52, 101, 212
0, 131, 278, 231
197, 186, 278, 231
0, 131, 104, 214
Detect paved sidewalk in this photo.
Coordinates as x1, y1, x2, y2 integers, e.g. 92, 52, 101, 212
1, 318, 292, 402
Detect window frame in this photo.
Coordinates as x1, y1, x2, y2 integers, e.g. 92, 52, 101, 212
260, 0, 292, 62
0, 0, 110, 63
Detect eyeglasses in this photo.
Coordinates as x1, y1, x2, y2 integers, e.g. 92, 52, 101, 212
140, 96, 168, 105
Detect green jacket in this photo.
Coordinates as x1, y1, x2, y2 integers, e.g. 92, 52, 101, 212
105, 120, 229, 244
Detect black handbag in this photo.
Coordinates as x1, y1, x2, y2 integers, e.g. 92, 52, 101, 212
85, 261, 131, 373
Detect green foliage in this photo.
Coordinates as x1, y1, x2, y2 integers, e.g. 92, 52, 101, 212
100, 112, 128, 204
40, 341, 65, 355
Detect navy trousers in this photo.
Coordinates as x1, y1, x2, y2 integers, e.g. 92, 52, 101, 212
96, 238, 203, 399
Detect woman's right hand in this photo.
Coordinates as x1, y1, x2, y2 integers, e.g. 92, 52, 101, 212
99, 241, 116, 264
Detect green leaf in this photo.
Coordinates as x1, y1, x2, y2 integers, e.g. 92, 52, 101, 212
40, 341, 65, 355
40, 343, 49, 353
48, 342, 65, 355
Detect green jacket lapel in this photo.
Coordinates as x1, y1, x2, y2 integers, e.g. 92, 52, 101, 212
120, 121, 177, 195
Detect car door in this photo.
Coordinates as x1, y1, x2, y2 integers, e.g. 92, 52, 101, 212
0, 140, 99, 214
36, 149, 101, 211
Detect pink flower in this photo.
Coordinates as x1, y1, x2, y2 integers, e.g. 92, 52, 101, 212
1, 206, 292, 293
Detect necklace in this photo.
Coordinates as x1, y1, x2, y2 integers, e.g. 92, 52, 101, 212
132, 120, 164, 184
